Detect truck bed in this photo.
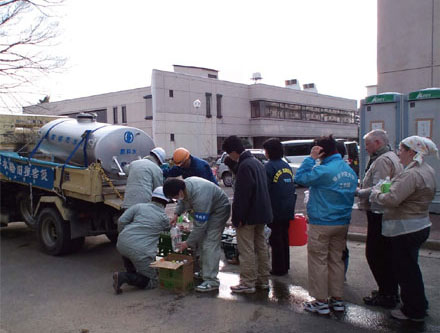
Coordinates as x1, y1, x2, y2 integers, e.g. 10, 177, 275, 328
0, 151, 124, 208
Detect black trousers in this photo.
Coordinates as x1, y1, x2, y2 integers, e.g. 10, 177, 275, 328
121, 256, 150, 289
269, 219, 290, 275
390, 227, 430, 319
365, 211, 398, 296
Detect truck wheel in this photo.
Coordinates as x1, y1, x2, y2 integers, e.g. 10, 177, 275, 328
222, 172, 233, 187
37, 207, 72, 256
17, 192, 37, 229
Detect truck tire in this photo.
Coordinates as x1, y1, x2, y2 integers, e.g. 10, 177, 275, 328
17, 191, 37, 229
37, 207, 73, 256
222, 172, 233, 187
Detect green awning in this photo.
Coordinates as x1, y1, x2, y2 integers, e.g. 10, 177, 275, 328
408, 88, 440, 101
365, 93, 400, 104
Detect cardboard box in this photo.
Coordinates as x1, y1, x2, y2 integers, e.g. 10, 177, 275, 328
150, 253, 194, 292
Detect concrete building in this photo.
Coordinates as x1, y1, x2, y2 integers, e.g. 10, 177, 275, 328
377, 0, 439, 94
23, 65, 357, 159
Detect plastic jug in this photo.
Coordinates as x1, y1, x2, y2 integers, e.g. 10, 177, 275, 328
170, 226, 182, 252
289, 214, 308, 246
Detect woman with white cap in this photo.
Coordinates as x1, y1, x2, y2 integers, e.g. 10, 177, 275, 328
370, 136, 438, 322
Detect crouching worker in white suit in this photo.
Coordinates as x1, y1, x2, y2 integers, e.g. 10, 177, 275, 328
113, 187, 172, 294
163, 177, 231, 292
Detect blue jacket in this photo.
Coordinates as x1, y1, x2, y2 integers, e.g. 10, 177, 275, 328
265, 159, 296, 221
295, 154, 357, 226
163, 155, 218, 185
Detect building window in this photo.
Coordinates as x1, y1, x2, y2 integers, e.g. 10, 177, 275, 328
169, 90, 174, 98
251, 101, 261, 118
113, 107, 118, 124
122, 105, 127, 123
216, 94, 222, 118
250, 100, 355, 123
205, 93, 212, 118
143, 95, 153, 119
208, 74, 217, 79
170, 133, 175, 142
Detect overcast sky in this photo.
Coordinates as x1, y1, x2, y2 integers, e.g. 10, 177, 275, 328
12, 0, 378, 110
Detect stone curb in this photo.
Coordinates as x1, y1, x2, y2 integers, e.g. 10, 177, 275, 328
347, 232, 440, 251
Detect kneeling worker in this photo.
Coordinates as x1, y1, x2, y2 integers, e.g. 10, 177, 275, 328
163, 177, 231, 292
113, 187, 172, 294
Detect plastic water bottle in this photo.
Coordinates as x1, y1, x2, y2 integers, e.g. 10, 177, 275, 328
170, 226, 182, 252
381, 176, 391, 193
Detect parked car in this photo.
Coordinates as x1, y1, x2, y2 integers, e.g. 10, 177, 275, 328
281, 139, 359, 176
344, 141, 360, 176
215, 149, 267, 187
281, 139, 315, 174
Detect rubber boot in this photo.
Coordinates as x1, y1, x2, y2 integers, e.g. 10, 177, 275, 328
113, 272, 128, 295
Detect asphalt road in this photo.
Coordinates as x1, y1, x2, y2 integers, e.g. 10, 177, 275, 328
2, 183, 440, 333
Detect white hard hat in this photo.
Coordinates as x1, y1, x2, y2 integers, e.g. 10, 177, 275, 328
152, 186, 172, 203
150, 147, 166, 165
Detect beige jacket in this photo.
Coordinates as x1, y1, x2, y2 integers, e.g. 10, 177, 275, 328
358, 150, 403, 211
374, 161, 436, 221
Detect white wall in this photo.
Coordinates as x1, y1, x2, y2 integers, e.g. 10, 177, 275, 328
377, 0, 440, 93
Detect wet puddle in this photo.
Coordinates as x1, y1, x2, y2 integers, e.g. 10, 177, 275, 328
193, 259, 438, 332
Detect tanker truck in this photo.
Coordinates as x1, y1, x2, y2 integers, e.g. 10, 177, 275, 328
0, 113, 155, 255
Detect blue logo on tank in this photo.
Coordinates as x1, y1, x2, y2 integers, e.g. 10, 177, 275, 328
124, 131, 134, 143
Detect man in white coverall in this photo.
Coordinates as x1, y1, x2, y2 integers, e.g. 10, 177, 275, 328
163, 177, 231, 292
113, 187, 172, 294
122, 147, 166, 209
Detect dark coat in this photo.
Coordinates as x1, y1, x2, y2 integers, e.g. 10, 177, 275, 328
231, 150, 273, 227
164, 155, 218, 185
265, 159, 296, 221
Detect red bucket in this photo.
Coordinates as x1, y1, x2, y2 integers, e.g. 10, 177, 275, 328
289, 214, 308, 246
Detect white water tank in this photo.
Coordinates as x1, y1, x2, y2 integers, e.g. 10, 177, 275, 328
37, 114, 155, 177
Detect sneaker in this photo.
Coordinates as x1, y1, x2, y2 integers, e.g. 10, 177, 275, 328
230, 284, 256, 294
363, 293, 397, 308
255, 283, 270, 290
303, 301, 330, 315
195, 281, 219, 292
329, 297, 345, 312
391, 309, 425, 322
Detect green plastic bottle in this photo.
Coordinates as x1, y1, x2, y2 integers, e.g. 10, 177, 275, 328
381, 176, 391, 193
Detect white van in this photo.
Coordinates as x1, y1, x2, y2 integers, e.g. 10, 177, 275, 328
215, 149, 267, 187
282, 139, 357, 175
281, 139, 315, 173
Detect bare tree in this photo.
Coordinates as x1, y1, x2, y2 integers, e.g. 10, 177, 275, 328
0, 0, 65, 112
